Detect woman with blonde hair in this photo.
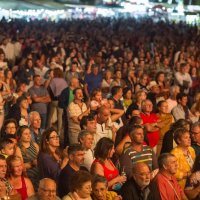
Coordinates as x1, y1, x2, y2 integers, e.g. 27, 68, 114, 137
7, 155, 35, 200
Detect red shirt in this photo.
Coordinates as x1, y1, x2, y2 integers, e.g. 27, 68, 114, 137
155, 172, 185, 200
93, 159, 119, 181
140, 112, 160, 148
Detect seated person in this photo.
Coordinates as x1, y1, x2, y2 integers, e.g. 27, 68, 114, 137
0, 138, 14, 158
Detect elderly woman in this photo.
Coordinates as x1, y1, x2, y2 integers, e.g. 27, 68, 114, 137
92, 175, 122, 200
91, 137, 126, 190
38, 127, 68, 182
7, 155, 35, 200
62, 170, 92, 200
171, 128, 196, 189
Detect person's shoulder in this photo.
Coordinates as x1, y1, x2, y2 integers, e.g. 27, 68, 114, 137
27, 194, 38, 200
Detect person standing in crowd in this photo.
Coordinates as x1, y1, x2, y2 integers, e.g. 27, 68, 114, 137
171, 128, 196, 189
140, 99, 160, 153
47, 68, 67, 135
191, 122, 200, 157
38, 128, 68, 182
119, 125, 158, 180
29, 111, 43, 145
155, 153, 187, 200
58, 144, 85, 198
62, 170, 92, 200
91, 137, 126, 190
7, 155, 35, 200
84, 64, 102, 98
78, 130, 94, 171
67, 88, 90, 144
29, 75, 51, 129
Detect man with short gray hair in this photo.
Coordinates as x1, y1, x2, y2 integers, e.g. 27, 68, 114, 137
155, 153, 187, 200
191, 122, 200, 156
27, 178, 60, 200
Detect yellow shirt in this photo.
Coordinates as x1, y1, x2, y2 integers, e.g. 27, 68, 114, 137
171, 146, 196, 189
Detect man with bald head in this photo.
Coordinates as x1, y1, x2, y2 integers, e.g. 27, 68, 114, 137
120, 162, 161, 200
27, 178, 60, 200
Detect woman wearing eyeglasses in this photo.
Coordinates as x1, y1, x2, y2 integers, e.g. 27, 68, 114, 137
38, 127, 68, 182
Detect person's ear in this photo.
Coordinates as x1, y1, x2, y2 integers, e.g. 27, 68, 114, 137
163, 164, 167, 170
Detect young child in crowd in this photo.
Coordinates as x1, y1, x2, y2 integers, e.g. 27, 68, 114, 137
0, 138, 15, 158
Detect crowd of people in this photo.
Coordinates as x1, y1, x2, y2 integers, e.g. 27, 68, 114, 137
0, 16, 200, 199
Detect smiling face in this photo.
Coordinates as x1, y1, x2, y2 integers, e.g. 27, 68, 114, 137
76, 181, 92, 198
11, 159, 23, 177
0, 159, 7, 179
178, 132, 191, 148
47, 131, 60, 148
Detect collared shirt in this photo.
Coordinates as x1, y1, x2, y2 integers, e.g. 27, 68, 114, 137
155, 172, 185, 200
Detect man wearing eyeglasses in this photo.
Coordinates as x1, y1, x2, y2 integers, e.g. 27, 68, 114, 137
120, 162, 161, 200
27, 178, 60, 200
191, 122, 200, 157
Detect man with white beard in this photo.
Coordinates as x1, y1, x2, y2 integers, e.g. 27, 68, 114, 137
120, 162, 161, 200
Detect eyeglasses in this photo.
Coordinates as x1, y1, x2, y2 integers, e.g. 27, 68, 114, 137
49, 135, 60, 140
6, 126, 16, 129
40, 188, 56, 193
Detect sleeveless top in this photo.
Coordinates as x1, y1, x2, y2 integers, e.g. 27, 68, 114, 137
19, 142, 39, 190
93, 159, 119, 181
16, 176, 28, 200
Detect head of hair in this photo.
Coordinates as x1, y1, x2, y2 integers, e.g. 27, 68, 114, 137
155, 71, 165, 83
80, 114, 95, 129
132, 162, 150, 174
53, 68, 63, 78
157, 100, 166, 108
0, 138, 13, 151
191, 122, 200, 132
170, 119, 190, 130
123, 87, 131, 98
73, 87, 82, 95
128, 117, 142, 133
78, 130, 93, 143
91, 88, 102, 99
0, 154, 6, 161
92, 175, 108, 188
94, 137, 114, 161
111, 86, 122, 96
17, 126, 30, 139
158, 153, 175, 170
70, 170, 92, 192
40, 127, 58, 154
39, 178, 56, 189
129, 124, 144, 139
33, 74, 40, 79
176, 93, 187, 102
1, 119, 17, 137
29, 111, 40, 123
173, 128, 189, 145
68, 143, 84, 155
6, 155, 24, 177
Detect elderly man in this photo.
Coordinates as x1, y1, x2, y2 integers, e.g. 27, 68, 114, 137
29, 111, 43, 145
155, 153, 187, 200
191, 122, 200, 156
27, 178, 60, 200
120, 162, 161, 200
119, 124, 158, 180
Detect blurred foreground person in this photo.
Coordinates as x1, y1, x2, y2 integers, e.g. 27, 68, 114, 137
27, 178, 61, 200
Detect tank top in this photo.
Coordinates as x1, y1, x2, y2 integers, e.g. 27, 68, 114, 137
93, 159, 119, 181
16, 176, 28, 200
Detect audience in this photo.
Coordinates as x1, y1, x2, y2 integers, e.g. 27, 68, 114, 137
0, 15, 199, 199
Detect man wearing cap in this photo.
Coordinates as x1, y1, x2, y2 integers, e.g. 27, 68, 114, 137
147, 81, 163, 113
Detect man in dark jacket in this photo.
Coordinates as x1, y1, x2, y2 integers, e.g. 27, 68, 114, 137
120, 162, 161, 200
